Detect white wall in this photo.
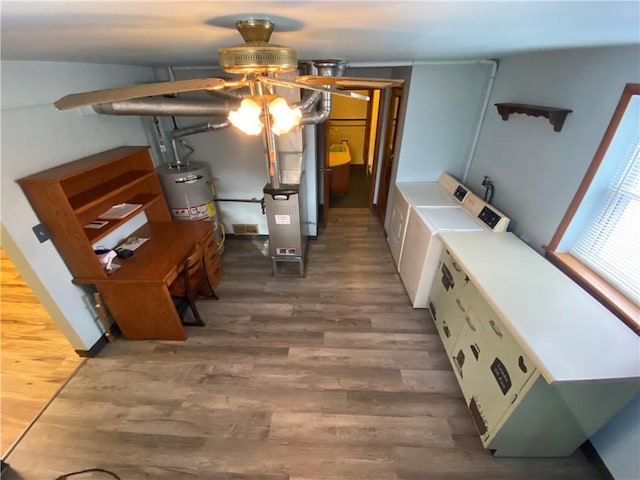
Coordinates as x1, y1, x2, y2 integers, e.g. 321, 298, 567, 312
382, 61, 493, 233
466, 45, 640, 479
466, 45, 640, 252
591, 394, 640, 480
395, 61, 495, 183
1, 61, 154, 350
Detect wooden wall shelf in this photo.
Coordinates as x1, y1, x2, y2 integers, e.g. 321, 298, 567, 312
495, 103, 572, 132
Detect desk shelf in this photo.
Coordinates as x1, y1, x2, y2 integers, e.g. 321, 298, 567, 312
68, 170, 155, 213
18, 146, 171, 280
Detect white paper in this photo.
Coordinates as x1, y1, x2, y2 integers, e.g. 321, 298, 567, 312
275, 215, 291, 225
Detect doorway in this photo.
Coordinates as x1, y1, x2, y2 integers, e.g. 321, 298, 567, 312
0, 248, 82, 456
326, 89, 373, 209
375, 86, 403, 227
320, 86, 403, 226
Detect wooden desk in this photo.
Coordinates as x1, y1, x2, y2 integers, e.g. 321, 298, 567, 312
74, 221, 211, 340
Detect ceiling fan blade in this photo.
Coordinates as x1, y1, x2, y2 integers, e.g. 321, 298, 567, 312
297, 75, 404, 89
258, 76, 370, 101
54, 77, 227, 110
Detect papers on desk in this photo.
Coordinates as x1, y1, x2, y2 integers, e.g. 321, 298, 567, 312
119, 237, 149, 252
99, 203, 142, 219
84, 220, 109, 229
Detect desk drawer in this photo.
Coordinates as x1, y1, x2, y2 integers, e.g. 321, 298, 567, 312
201, 227, 223, 290
205, 257, 224, 289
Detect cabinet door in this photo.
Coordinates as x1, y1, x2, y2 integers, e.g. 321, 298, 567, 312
449, 305, 494, 437
429, 249, 476, 356
470, 286, 536, 400
388, 186, 408, 268
460, 283, 538, 443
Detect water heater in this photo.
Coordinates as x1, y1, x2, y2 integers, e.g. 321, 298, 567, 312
156, 161, 223, 249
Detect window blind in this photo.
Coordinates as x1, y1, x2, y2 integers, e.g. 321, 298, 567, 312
571, 134, 640, 306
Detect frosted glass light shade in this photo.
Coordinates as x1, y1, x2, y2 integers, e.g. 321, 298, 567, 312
269, 97, 302, 136
228, 98, 263, 135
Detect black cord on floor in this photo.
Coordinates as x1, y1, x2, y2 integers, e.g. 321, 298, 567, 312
55, 468, 121, 480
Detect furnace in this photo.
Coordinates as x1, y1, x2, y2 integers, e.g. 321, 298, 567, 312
263, 181, 308, 276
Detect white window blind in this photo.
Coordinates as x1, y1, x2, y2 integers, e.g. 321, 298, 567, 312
571, 133, 640, 306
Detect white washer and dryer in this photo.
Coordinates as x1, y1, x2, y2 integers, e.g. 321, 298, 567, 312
387, 173, 469, 269
398, 192, 510, 308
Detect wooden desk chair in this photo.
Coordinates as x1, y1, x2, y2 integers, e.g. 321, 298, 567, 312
200, 227, 221, 298
168, 242, 216, 326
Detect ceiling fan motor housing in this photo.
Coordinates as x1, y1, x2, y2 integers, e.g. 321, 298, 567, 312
218, 19, 298, 74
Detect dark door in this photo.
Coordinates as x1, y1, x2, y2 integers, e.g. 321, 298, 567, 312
376, 86, 403, 227
320, 122, 331, 228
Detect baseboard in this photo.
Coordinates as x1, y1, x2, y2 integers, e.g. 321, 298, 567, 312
225, 233, 269, 240
580, 440, 614, 480
74, 334, 109, 357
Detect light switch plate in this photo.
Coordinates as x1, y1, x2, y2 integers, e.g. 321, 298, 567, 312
32, 223, 50, 243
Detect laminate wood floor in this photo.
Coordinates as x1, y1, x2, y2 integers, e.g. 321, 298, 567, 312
2, 209, 602, 479
0, 248, 83, 457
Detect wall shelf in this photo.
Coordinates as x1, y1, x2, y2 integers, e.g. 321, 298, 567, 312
495, 103, 572, 132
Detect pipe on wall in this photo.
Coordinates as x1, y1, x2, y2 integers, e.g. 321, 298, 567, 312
462, 59, 499, 183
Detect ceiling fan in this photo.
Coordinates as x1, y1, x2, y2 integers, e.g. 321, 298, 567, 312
53, 19, 404, 112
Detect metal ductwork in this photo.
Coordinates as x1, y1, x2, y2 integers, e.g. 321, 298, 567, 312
92, 97, 239, 117
300, 59, 344, 124
171, 120, 230, 139
90, 60, 346, 135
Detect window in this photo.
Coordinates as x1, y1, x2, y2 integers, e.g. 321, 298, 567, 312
546, 83, 640, 334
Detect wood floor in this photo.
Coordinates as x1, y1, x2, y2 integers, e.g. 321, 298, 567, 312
0, 248, 83, 456
2, 209, 602, 479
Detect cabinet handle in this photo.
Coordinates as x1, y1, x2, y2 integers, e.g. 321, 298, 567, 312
489, 320, 503, 338
465, 315, 476, 331
456, 298, 466, 312
510, 394, 518, 404
452, 261, 462, 272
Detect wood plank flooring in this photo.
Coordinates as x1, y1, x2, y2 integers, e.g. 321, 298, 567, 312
2, 209, 602, 479
0, 248, 83, 457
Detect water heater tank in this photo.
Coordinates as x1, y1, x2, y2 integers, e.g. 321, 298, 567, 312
156, 162, 223, 248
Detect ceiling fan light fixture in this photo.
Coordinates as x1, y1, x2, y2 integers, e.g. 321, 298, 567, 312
218, 19, 298, 74
228, 98, 264, 135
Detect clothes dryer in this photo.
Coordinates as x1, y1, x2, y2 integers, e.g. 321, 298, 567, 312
387, 172, 469, 269
398, 193, 509, 308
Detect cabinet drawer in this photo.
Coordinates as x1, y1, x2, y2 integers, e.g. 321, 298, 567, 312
429, 251, 477, 356
200, 224, 223, 290
206, 259, 224, 289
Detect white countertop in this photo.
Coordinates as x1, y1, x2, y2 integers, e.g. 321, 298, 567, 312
439, 231, 640, 383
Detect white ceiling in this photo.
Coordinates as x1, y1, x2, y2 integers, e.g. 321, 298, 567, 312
1, 1, 638, 68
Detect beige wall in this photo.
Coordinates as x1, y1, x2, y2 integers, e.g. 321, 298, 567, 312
328, 91, 369, 165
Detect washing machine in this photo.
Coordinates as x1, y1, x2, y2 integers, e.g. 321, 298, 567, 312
398, 192, 509, 308
387, 172, 469, 269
